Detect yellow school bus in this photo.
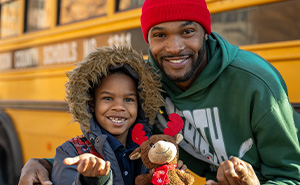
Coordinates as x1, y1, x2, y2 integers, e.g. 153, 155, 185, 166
0, 0, 299, 184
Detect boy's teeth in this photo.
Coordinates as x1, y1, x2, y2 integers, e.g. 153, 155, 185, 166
109, 117, 125, 123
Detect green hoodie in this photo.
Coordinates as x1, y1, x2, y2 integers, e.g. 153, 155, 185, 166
149, 32, 300, 184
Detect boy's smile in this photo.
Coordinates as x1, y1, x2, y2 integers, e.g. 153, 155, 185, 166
108, 116, 127, 125
93, 72, 138, 145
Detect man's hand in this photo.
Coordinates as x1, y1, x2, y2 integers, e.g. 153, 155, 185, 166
206, 179, 220, 185
64, 153, 110, 177
216, 157, 260, 185
18, 158, 52, 185
177, 160, 187, 172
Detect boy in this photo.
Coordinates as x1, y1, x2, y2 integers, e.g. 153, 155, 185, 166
51, 46, 164, 185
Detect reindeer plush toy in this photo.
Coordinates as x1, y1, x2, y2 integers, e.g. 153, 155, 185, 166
129, 113, 195, 185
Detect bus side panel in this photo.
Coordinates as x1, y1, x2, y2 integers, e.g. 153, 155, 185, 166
5, 109, 81, 162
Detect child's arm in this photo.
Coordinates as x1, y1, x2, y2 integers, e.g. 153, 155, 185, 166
52, 142, 112, 185
52, 142, 84, 184
64, 153, 112, 185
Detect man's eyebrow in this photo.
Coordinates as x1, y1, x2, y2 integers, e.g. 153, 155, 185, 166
180, 21, 194, 27
150, 26, 163, 32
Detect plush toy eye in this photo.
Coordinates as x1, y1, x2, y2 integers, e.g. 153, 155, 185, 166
150, 143, 154, 148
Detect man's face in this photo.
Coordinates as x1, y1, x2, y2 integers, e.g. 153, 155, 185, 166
148, 21, 207, 84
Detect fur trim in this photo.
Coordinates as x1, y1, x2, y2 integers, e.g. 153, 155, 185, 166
66, 46, 164, 132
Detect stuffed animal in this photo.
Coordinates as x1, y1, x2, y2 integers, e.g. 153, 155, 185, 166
129, 113, 195, 185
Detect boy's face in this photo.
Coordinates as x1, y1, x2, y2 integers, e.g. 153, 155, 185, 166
93, 72, 138, 142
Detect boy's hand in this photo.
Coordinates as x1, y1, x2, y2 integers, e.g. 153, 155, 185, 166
217, 157, 260, 185
64, 153, 111, 177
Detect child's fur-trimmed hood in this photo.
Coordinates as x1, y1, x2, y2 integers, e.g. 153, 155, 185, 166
66, 46, 164, 132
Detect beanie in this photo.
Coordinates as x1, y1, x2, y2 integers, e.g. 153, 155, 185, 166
140, 0, 211, 43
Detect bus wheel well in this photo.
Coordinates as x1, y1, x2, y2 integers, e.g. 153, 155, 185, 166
0, 110, 23, 185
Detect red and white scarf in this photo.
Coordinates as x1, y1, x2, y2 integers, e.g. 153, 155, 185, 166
152, 164, 177, 185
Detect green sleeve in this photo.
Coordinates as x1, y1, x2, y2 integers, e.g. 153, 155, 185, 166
254, 99, 300, 184
43, 157, 54, 165
80, 170, 112, 185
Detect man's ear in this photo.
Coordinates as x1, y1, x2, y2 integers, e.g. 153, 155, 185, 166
205, 33, 209, 40
175, 134, 183, 144
129, 147, 141, 160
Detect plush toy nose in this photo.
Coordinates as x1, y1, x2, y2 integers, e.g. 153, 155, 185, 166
148, 140, 177, 164
152, 141, 168, 152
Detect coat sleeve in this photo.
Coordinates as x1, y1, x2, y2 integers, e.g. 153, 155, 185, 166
254, 99, 300, 184
77, 170, 113, 185
51, 142, 80, 184
51, 142, 113, 185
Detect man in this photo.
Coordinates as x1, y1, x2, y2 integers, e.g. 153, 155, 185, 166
19, 0, 300, 184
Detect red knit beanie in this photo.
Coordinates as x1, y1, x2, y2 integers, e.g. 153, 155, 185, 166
141, 0, 211, 43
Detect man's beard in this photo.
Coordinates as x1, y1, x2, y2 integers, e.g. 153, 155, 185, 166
158, 37, 206, 83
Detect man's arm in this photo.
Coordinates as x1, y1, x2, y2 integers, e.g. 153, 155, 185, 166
18, 158, 53, 185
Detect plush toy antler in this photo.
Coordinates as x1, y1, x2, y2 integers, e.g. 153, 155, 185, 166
132, 123, 148, 145
130, 113, 194, 185
163, 113, 184, 137
132, 113, 184, 145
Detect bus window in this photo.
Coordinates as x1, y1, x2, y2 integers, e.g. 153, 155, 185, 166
58, 0, 107, 25
25, 0, 51, 32
116, 0, 144, 11
211, 0, 300, 46
0, 0, 19, 38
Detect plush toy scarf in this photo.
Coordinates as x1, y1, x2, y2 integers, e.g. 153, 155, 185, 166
152, 164, 178, 185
